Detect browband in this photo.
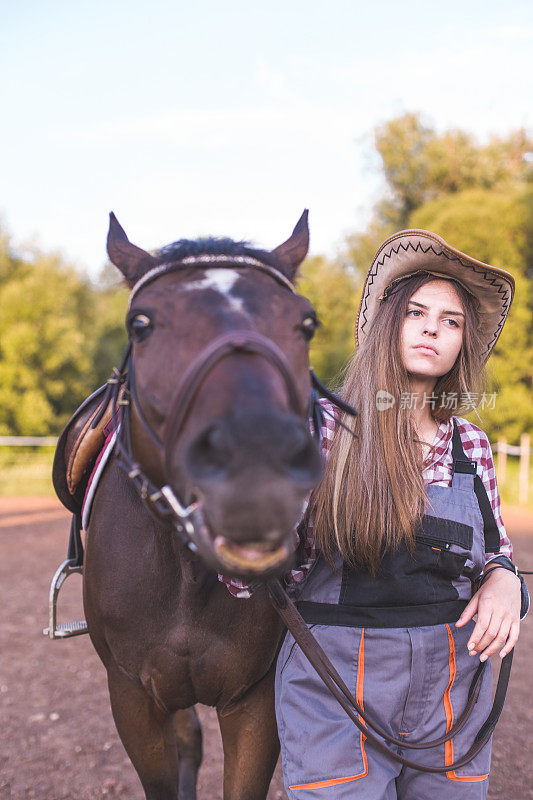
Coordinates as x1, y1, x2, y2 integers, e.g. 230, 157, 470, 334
128, 254, 296, 309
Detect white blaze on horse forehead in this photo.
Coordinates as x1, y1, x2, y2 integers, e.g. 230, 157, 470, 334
182, 269, 249, 316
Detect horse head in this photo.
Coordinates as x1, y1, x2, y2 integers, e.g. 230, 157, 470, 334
107, 212, 323, 580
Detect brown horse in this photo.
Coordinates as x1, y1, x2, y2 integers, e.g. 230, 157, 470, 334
82, 212, 323, 799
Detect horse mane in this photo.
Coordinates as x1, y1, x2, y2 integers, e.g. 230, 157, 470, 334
154, 237, 285, 270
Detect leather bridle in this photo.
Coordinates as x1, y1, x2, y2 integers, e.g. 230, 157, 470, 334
93, 254, 353, 561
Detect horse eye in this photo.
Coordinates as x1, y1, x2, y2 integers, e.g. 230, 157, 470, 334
301, 315, 319, 341
128, 313, 153, 341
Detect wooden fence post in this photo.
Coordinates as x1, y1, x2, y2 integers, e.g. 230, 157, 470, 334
519, 433, 530, 506
497, 437, 507, 486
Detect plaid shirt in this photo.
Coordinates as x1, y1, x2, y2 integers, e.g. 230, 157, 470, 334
221, 400, 512, 599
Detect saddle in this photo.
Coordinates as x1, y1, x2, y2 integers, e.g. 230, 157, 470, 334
52, 384, 118, 515
46, 383, 119, 641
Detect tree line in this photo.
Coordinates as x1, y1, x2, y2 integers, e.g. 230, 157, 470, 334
0, 238, 128, 436
301, 113, 533, 444
1, 113, 531, 443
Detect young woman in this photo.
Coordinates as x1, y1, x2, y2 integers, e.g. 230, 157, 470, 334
273, 230, 529, 799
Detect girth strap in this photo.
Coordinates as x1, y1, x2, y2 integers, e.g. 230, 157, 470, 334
67, 513, 84, 568
451, 420, 500, 553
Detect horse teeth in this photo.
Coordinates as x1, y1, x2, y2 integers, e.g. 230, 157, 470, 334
213, 536, 289, 572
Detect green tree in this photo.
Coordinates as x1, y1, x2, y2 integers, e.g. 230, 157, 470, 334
411, 186, 533, 442
374, 113, 532, 227
89, 266, 128, 389
0, 248, 95, 435
373, 112, 435, 226
297, 255, 360, 386
343, 113, 533, 443
0, 221, 29, 284
346, 114, 533, 276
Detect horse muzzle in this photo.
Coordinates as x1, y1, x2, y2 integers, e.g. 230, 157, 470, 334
161, 485, 298, 579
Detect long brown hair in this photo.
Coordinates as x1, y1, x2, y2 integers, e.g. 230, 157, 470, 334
310, 273, 486, 574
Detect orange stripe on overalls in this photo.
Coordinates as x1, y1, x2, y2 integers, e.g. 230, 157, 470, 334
290, 629, 369, 791
444, 624, 488, 783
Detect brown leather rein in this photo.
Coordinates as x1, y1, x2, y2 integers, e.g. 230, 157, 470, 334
267, 579, 513, 773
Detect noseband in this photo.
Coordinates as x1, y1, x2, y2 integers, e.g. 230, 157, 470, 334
162, 329, 306, 477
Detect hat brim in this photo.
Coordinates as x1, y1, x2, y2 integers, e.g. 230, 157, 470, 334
355, 229, 515, 362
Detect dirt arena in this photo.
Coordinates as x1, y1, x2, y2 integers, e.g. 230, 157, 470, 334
1, 497, 532, 799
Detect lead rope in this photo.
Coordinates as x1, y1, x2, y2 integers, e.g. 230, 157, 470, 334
267, 579, 512, 773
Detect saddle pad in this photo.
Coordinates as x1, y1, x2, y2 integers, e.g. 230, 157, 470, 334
81, 428, 119, 530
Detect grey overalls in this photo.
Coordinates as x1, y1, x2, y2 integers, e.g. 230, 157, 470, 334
275, 422, 498, 799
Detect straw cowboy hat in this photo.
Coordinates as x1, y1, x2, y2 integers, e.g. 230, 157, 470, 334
355, 229, 515, 362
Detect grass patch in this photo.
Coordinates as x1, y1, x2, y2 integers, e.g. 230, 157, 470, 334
0, 445, 531, 511
0, 447, 55, 496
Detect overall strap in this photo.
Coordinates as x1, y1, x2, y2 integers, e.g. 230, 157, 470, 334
451, 420, 500, 553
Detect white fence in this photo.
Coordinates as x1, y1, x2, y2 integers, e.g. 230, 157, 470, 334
496, 435, 532, 506
0, 433, 531, 504
0, 436, 57, 446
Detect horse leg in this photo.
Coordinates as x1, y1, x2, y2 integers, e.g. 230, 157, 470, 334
173, 707, 202, 799
106, 667, 182, 800
217, 666, 279, 800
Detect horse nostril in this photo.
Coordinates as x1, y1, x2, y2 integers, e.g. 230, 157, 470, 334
205, 424, 227, 453
186, 424, 231, 480
286, 439, 322, 482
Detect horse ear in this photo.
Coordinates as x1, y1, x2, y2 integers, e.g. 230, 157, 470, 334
272, 209, 309, 280
107, 212, 157, 287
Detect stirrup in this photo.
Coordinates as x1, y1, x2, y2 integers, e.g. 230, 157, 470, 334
42, 559, 88, 639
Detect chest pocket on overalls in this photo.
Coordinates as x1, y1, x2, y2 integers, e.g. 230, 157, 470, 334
340, 512, 473, 608
415, 514, 473, 581
369, 514, 475, 607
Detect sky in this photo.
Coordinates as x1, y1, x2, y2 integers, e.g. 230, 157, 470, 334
1, 0, 532, 277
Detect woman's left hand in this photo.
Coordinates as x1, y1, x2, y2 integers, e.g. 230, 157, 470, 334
455, 567, 521, 661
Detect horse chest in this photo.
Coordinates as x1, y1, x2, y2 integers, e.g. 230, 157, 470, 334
138, 596, 282, 711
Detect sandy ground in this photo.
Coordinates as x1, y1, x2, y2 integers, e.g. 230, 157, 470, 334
0, 497, 532, 800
